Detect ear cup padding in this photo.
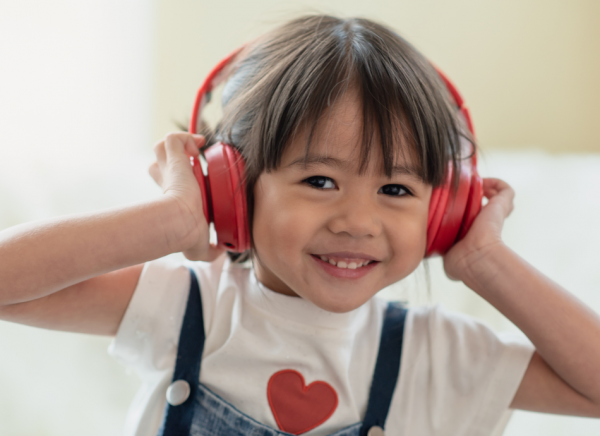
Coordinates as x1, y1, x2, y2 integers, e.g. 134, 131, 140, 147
431, 164, 472, 255
426, 163, 472, 257
204, 142, 250, 252
191, 156, 212, 224
222, 145, 250, 252
426, 165, 453, 255
427, 185, 442, 229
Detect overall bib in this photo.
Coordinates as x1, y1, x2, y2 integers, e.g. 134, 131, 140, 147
158, 270, 407, 436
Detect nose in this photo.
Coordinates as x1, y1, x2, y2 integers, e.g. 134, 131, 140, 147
327, 193, 382, 238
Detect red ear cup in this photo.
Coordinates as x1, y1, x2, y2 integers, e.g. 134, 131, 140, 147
424, 68, 484, 257
425, 156, 484, 257
426, 166, 453, 255
426, 162, 473, 257
194, 142, 250, 253
427, 184, 443, 229
191, 156, 212, 224
188, 48, 249, 253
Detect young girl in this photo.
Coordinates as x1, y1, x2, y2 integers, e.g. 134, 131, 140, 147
1, 14, 600, 436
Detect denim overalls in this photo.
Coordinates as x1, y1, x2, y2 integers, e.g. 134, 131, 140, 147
157, 270, 407, 436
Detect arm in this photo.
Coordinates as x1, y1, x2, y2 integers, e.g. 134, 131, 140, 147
444, 178, 600, 417
0, 133, 223, 335
0, 264, 143, 335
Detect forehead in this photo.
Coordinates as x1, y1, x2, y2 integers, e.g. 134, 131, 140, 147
281, 87, 422, 180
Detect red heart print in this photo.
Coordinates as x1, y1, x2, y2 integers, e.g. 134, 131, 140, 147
267, 369, 338, 435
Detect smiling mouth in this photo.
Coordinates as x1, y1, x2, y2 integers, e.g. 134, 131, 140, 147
311, 254, 378, 270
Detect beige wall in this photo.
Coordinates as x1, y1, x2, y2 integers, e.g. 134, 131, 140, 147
153, 0, 600, 152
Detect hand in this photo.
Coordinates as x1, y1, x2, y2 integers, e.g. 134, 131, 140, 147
148, 132, 225, 261
442, 178, 515, 281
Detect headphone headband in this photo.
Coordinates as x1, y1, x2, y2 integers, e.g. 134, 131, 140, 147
189, 47, 245, 135
189, 47, 476, 142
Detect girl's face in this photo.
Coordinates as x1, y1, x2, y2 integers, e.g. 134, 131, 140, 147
252, 89, 432, 313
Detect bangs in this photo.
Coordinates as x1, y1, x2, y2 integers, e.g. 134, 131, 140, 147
218, 16, 466, 189
289, 57, 423, 181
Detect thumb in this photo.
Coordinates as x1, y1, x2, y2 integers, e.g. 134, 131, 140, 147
183, 242, 227, 262
204, 243, 228, 261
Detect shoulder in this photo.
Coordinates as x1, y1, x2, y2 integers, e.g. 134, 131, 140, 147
189, 255, 252, 335
385, 304, 534, 435
108, 255, 229, 375
188, 253, 230, 292
405, 304, 533, 360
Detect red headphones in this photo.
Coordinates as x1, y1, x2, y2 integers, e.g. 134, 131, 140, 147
189, 48, 483, 257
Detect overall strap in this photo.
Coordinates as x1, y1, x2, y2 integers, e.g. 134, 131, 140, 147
158, 269, 205, 436
360, 302, 408, 436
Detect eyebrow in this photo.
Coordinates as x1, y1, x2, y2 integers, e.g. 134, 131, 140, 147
285, 155, 424, 181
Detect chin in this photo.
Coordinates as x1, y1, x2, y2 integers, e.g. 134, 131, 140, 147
308, 292, 369, 313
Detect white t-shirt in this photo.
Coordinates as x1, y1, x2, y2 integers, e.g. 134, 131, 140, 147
108, 255, 534, 436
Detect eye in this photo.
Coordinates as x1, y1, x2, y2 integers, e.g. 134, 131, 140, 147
303, 176, 336, 190
379, 184, 412, 197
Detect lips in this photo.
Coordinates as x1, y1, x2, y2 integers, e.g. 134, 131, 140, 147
316, 251, 379, 261
310, 254, 379, 279
311, 251, 380, 268
314, 255, 374, 269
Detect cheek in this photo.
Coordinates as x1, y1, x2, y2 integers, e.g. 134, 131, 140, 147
387, 209, 429, 273
252, 180, 317, 261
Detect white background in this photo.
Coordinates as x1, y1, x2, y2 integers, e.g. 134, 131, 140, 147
0, 1, 599, 435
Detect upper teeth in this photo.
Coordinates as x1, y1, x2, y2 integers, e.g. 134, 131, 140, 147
319, 256, 372, 269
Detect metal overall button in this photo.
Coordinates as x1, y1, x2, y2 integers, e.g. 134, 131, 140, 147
166, 380, 191, 406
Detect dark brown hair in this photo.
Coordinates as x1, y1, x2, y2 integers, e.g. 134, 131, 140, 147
202, 15, 472, 262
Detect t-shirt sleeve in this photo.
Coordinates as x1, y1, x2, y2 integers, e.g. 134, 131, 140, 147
108, 255, 227, 379
107, 258, 191, 379
386, 304, 535, 436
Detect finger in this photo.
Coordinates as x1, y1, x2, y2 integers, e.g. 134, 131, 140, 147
153, 143, 168, 179
183, 242, 227, 262
482, 177, 511, 194
153, 140, 166, 163
164, 133, 195, 167
163, 132, 204, 158
204, 243, 227, 262
186, 134, 205, 157
182, 136, 200, 158
148, 162, 162, 186
482, 178, 515, 217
